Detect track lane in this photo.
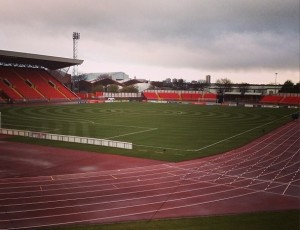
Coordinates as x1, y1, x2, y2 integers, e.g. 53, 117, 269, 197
0, 121, 299, 229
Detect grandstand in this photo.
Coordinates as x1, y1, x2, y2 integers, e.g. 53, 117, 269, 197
260, 95, 300, 106
259, 95, 283, 104
143, 90, 299, 106
280, 96, 300, 105
0, 50, 83, 103
0, 50, 299, 107
143, 90, 217, 103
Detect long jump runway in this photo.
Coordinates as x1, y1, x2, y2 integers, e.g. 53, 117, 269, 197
0, 121, 299, 229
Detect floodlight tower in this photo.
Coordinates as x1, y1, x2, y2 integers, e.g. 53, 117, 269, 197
275, 72, 278, 94
72, 32, 80, 77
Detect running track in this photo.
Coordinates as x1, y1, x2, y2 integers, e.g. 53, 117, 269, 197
0, 121, 299, 229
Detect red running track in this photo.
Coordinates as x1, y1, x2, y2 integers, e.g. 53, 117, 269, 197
0, 121, 299, 229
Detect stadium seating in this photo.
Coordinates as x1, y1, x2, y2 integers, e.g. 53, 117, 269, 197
143, 91, 218, 102
143, 92, 159, 100
260, 95, 283, 104
181, 93, 201, 101
0, 68, 45, 100
0, 67, 78, 102
95, 91, 104, 98
203, 93, 217, 101
157, 92, 180, 100
13, 68, 65, 100
279, 96, 300, 105
38, 69, 78, 100
0, 77, 24, 101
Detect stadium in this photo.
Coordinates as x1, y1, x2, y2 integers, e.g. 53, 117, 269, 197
0, 48, 299, 230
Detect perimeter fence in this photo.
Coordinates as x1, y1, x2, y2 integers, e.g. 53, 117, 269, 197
0, 128, 133, 149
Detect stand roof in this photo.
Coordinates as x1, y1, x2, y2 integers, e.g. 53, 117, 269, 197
0, 50, 83, 70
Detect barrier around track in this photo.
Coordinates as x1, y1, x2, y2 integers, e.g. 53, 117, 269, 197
0, 128, 133, 149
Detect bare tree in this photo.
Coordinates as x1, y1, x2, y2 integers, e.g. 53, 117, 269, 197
238, 82, 250, 95
95, 74, 112, 82
120, 85, 139, 93
107, 84, 119, 92
279, 80, 294, 93
73, 73, 88, 92
215, 78, 233, 94
92, 84, 104, 93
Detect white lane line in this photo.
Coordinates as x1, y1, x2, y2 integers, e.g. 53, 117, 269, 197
0, 169, 182, 194
1, 156, 299, 204
4, 189, 261, 230
0, 164, 169, 186
112, 184, 118, 189
4, 183, 229, 214
3, 190, 260, 230
4, 184, 256, 221
177, 121, 298, 170
1, 149, 299, 199
0, 179, 217, 208
282, 167, 300, 195
2, 166, 299, 211
264, 146, 300, 191
181, 125, 295, 179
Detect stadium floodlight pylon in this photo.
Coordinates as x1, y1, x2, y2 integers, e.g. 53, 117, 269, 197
72, 32, 80, 90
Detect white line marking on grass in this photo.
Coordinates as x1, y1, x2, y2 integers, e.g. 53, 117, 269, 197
5, 124, 53, 130
93, 123, 156, 130
4, 123, 61, 133
135, 113, 298, 152
29, 116, 95, 124
194, 116, 297, 152
134, 143, 191, 152
105, 128, 158, 140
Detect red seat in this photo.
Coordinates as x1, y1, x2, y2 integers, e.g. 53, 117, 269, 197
158, 92, 180, 100
0, 68, 44, 100
260, 95, 283, 104
0, 79, 24, 101
203, 93, 217, 101
280, 96, 300, 105
143, 92, 159, 100
181, 93, 201, 101
0, 67, 79, 102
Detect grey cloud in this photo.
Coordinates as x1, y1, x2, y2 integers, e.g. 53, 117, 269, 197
0, 0, 298, 72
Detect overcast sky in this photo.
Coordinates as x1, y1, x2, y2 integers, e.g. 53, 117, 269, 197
0, 0, 299, 84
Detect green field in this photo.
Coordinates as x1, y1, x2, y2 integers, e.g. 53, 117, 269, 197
0, 102, 297, 161
42, 210, 299, 230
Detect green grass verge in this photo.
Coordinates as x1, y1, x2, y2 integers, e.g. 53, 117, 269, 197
1, 102, 297, 162
41, 210, 299, 230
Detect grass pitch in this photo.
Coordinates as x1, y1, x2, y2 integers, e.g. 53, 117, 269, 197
0, 102, 297, 162
42, 210, 300, 230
